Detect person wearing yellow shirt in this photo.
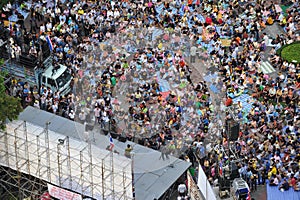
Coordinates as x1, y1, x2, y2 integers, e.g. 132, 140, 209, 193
266, 16, 274, 25
78, 7, 84, 15
271, 165, 277, 176
158, 41, 163, 50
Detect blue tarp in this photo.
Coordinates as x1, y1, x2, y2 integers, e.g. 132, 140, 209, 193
267, 184, 300, 200
232, 94, 254, 114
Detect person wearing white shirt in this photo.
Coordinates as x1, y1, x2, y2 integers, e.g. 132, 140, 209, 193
107, 9, 113, 18
69, 110, 75, 121
113, 8, 120, 18
177, 183, 187, 197
40, 23, 45, 34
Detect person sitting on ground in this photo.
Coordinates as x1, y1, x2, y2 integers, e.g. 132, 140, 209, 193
293, 179, 300, 191
269, 175, 279, 186
279, 179, 289, 191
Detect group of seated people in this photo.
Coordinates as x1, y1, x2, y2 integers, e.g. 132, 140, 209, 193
269, 172, 300, 191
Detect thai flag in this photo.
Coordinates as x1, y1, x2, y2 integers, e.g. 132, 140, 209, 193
9, 21, 13, 35
219, 161, 223, 176
46, 35, 54, 51
109, 135, 114, 150
246, 191, 251, 200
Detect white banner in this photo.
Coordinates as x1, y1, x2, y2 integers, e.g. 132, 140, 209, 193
47, 184, 83, 200
197, 164, 216, 200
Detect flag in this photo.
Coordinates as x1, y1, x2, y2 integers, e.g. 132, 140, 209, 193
246, 191, 251, 200
45, 35, 54, 51
109, 135, 114, 151
9, 21, 13, 36
219, 161, 223, 176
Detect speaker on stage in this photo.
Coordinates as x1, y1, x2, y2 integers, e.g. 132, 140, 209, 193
101, 130, 108, 135
138, 138, 145, 145
110, 132, 119, 139
118, 135, 127, 142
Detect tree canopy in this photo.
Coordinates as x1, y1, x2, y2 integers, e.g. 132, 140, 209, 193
0, 72, 23, 130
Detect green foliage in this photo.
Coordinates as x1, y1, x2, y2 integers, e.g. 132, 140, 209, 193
277, 41, 300, 63
0, 58, 4, 66
0, 74, 23, 130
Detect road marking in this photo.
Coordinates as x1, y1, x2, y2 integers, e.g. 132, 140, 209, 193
260, 61, 276, 74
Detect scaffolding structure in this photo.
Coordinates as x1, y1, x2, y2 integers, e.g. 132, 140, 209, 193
0, 120, 133, 200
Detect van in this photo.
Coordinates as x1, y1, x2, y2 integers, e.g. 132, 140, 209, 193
231, 178, 250, 200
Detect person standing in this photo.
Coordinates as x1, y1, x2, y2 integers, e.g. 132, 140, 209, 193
124, 144, 133, 158
177, 183, 187, 197
190, 45, 197, 63
94, 106, 101, 124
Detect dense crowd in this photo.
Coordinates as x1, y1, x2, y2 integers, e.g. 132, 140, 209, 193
1, 0, 300, 197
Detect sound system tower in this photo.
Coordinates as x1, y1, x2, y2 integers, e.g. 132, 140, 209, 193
230, 162, 239, 180
219, 177, 231, 190
228, 122, 240, 141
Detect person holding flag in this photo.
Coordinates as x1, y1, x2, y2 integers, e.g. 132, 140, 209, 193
109, 135, 114, 151
45, 34, 54, 51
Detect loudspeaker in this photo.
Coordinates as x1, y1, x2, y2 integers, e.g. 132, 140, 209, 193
230, 162, 239, 180
102, 130, 109, 135
219, 177, 230, 189
138, 138, 144, 145
229, 123, 239, 141
110, 132, 119, 139
118, 135, 127, 142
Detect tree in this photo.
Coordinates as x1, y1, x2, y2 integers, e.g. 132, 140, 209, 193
0, 73, 23, 130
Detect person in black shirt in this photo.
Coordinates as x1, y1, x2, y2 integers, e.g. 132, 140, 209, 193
279, 179, 289, 191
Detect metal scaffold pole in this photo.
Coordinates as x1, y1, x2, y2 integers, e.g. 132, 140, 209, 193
14, 122, 22, 200
4, 131, 9, 166
36, 135, 41, 178
45, 122, 51, 182
23, 121, 30, 175
102, 158, 105, 200
123, 169, 126, 200
110, 151, 115, 198
66, 136, 72, 189
57, 142, 62, 187
79, 147, 84, 195
88, 142, 94, 197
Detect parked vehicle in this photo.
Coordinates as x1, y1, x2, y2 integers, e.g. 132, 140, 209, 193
231, 178, 250, 200
1, 56, 72, 97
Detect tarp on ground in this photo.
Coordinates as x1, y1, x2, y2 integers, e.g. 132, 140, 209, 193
267, 183, 300, 200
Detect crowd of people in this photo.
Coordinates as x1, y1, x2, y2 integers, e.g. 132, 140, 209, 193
1, 0, 300, 197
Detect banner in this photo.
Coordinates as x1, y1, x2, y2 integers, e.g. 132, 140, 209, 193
47, 184, 82, 200
187, 171, 202, 200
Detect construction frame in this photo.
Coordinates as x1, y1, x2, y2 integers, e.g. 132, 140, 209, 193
0, 120, 133, 200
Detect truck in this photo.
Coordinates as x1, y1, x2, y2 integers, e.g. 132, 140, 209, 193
0, 41, 73, 97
